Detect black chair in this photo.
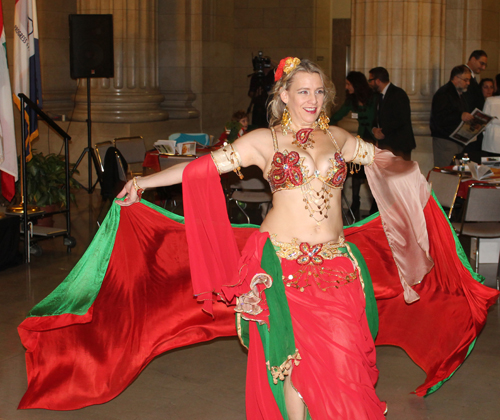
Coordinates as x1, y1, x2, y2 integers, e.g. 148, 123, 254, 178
97, 148, 128, 226
100, 147, 128, 200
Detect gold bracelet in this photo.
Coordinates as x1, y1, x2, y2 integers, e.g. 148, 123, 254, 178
132, 176, 145, 200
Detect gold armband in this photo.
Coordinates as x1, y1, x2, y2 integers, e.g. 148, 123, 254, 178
211, 143, 244, 179
349, 136, 375, 174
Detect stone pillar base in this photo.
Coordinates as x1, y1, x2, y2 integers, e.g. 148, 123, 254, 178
73, 90, 169, 123
161, 91, 199, 120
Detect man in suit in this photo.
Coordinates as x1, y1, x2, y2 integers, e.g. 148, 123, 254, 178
369, 67, 416, 161
430, 65, 474, 167
463, 50, 488, 112
462, 50, 488, 152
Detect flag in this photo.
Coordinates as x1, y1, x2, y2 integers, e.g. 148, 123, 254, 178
13, 0, 42, 163
0, 0, 17, 201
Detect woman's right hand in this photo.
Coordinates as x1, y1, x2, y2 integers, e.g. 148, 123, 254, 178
116, 180, 140, 206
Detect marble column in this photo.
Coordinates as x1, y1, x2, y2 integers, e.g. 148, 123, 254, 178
72, 0, 168, 123
157, 0, 199, 120
351, 0, 446, 136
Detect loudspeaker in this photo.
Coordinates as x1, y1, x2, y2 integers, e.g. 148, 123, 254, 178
69, 14, 114, 79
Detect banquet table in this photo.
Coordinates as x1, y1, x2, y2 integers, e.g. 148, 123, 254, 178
454, 167, 500, 198
143, 148, 211, 173
439, 165, 500, 198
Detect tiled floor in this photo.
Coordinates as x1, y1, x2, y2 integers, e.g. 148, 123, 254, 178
1, 191, 499, 420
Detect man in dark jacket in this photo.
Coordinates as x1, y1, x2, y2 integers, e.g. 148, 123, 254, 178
430, 65, 474, 167
369, 67, 416, 161
462, 50, 488, 152
463, 50, 488, 112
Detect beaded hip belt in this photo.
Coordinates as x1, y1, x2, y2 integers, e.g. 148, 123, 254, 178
270, 235, 357, 292
270, 234, 347, 265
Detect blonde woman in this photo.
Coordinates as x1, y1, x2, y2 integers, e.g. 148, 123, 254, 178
118, 57, 387, 419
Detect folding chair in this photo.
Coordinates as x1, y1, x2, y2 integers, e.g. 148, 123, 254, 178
114, 136, 146, 178
427, 168, 462, 219
226, 166, 272, 224
451, 182, 500, 289
95, 141, 114, 174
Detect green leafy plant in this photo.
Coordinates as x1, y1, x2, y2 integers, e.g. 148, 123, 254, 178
16, 151, 80, 208
224, 121, 243, 143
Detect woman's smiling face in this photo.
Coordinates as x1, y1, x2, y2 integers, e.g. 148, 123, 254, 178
280, 71, 325, 128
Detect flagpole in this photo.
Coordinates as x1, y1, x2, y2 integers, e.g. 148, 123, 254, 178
6, 108, 40, 215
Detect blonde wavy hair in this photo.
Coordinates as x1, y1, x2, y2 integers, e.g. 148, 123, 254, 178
267, 58, 336, 128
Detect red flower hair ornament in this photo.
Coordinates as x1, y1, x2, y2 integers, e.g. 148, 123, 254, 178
274, 57, 301, 82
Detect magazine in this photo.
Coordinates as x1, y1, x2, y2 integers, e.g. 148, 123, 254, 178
154, 140, 197, 156
175, 142, 196, 156
153, 140, 176, 155
450, 108, 495, 145
468, 161, 493, 180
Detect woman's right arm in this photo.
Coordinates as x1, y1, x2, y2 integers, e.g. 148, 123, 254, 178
116, 161, 190, 206
117, 128, 269, 206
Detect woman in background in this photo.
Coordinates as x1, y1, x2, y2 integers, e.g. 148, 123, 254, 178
479, 78, 494, 100
330, 71, 377, 220
482, 75, 500, 155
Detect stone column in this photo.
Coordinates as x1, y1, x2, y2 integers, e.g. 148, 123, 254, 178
73, 0, 168, 123
157, 0, 199, 120
351, 0, 446, 137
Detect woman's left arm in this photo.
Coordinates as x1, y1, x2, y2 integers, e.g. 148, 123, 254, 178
338, 128, 375, 166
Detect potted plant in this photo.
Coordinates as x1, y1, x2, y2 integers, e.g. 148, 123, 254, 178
16, 151, 80, 225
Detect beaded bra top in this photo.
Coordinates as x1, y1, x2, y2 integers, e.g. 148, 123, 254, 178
267, 126, 347, 193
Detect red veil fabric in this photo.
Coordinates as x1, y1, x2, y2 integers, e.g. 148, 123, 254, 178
18, 157, 498, 410
17, 203, 248, 410
345, 198, 499, 395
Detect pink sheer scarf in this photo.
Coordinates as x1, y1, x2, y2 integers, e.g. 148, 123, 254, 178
365, 148, 433, 303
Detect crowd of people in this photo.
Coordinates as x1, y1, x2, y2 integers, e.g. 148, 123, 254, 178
431, 50, 500, 165
242, 50, 500, 172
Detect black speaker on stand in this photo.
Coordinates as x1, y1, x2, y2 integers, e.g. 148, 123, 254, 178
69, 14, 114, 193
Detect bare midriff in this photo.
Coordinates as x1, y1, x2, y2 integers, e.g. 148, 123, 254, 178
260, 184, 344, 245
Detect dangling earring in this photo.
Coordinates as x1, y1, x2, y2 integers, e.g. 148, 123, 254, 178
281, 106, 292, 136
317, 109, 330, 131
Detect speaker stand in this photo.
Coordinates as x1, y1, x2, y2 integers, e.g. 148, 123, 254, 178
71, 78, 102, 194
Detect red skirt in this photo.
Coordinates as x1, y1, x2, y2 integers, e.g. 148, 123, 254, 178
237, 235, 386, 419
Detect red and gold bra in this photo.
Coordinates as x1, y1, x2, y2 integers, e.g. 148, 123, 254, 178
267, 126, 347, 193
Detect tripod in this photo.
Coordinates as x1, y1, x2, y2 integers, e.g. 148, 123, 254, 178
71, 77, 103, 194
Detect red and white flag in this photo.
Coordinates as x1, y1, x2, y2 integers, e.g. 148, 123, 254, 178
13, 0, 42, 163
0, 0, 17, 202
